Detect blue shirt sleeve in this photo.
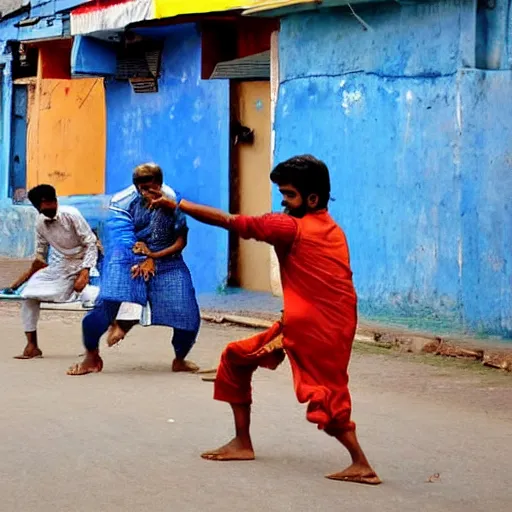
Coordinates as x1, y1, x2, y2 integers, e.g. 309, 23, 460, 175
174, 208, 188, 235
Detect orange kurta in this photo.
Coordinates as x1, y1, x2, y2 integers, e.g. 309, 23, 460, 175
214, 211, 358, 435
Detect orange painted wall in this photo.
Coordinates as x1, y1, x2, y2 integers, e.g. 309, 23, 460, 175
26, 77, 106, 196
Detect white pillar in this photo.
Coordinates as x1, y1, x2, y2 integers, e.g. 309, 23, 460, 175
269, 29, 283, 298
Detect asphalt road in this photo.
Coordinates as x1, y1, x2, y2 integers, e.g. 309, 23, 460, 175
1, 306, 511, 512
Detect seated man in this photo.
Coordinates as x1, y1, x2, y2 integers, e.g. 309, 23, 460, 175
67, 163, 201, 376
7, 185, 96, 359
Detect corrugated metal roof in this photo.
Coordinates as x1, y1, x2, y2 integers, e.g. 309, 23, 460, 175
0, 0, 29, 19
210, 50, 270, 80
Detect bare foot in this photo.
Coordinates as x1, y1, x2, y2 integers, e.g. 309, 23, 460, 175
172, 359, 199, 373
67, 353, 103, 376
14, 344, 43, 360
201, 437, 255, 461
326, 463, 382, 485
107, 323, 126, 347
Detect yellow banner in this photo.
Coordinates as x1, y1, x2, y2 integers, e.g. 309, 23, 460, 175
154, 0, 260, 19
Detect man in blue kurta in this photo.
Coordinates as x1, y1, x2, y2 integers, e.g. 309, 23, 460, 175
67, 163, 201, 376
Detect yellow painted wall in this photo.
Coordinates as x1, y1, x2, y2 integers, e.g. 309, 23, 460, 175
154, 0, 259, 18
27, 78, 106, 196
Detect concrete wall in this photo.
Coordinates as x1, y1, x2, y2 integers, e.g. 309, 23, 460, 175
274, 1, 512, 337
104, 24, 230, 293
458, 69, 512, 335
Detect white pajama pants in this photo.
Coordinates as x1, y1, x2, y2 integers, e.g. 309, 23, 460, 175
21, 295, 147, 333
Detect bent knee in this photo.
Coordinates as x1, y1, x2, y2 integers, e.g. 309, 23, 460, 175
220, 342, 239, 362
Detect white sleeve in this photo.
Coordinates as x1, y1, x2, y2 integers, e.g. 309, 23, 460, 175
70, 211, 98, 270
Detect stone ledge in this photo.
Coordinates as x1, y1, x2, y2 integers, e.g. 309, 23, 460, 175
201, 310, 512, 374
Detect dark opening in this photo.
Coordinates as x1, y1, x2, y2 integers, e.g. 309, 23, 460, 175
10, 42, 38, 80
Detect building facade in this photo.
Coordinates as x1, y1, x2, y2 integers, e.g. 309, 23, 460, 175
1, 0, 511, 338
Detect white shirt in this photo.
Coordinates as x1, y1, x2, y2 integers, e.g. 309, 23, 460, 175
35, 205, 97, 270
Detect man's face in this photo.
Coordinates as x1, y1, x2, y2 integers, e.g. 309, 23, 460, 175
39, 198, 58, 220
279, 184, 307, 218
137, 179, 162, 202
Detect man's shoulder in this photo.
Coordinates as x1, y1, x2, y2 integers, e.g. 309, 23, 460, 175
35, 213, 45, 231
161, 184, 177, 200
299, 212, 346, 238
110, 185, 137, 207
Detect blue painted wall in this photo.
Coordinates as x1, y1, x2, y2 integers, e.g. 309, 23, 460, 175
458, 69, 512, 335
71, 35, 117, 77
0, 12, 22, 200
0, 19, 230, 295
275, 1, 512, 337
104, 24, 230, 294
10, 84, 27, 199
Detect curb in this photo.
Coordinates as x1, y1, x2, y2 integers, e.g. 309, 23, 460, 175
11, 301, 512, 374
200, 311, 512, 374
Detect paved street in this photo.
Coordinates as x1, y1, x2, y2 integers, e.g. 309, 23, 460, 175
1, 303, 511, 512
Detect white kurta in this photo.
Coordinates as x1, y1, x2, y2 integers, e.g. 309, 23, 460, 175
20, 205, 149, 332
21, 205, 98, 303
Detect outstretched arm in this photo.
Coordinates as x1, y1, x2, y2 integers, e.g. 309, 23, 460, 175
146, 191, 233, 229
177, 199, 233, 230
148, 192, 297, 247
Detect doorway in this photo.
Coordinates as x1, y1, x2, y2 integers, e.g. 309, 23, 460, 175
229, 80, 272, 292
10, 84, 28, 202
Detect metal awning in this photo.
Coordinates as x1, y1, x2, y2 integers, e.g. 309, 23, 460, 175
242, 0, 387, 17
210, 50, 270, 80
243, 0, 319, 16
71, 0, 154, 36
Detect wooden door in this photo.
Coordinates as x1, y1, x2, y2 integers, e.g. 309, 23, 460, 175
231, 81, 272, 292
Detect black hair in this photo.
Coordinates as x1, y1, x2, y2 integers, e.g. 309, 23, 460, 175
27, 184, 57, 209
270, 155, 331, 209
132, 163, 164, 186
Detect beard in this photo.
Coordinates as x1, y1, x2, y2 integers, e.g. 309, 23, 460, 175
283, 203, 308, 218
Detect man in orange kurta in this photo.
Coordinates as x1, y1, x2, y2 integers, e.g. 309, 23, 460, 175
148, 155, 380, 484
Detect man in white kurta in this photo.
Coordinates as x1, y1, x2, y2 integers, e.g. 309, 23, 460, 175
7, 185, 97, 359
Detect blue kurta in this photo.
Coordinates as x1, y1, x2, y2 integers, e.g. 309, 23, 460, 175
99, 185, 200, 333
